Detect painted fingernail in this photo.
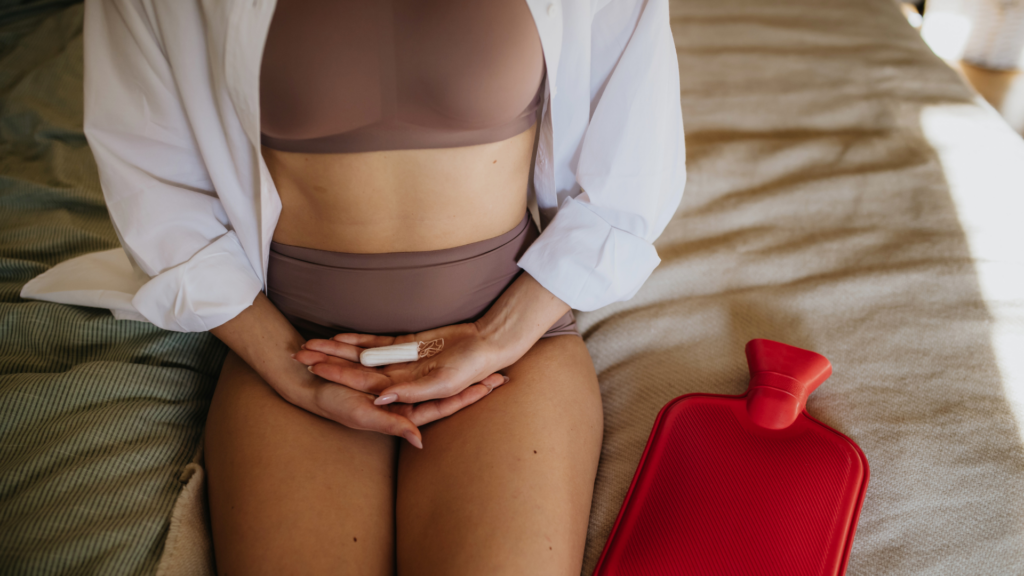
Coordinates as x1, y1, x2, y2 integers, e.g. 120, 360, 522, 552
404, 431, 423, 450
374, 393, 398, 406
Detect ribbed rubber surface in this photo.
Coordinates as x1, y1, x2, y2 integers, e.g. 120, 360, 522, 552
594, 394, 868, 576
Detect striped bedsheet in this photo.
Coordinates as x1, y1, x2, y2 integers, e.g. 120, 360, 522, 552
0, 3, 222, 573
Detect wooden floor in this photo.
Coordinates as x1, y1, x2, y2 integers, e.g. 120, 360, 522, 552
951, 61, 1024, 136
902, 1, 1024, 137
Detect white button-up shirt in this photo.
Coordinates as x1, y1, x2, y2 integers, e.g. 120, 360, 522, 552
21, 0, 686, 333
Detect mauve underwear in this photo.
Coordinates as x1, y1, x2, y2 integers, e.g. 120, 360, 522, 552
259, 0, 546, 153
266, 210, 578, 341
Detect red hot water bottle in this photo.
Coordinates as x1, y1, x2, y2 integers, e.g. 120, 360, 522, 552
593, 339, 869, 576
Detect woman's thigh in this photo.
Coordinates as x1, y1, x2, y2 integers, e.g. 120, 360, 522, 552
396, 334, 604, 576
204, 349, 399, 575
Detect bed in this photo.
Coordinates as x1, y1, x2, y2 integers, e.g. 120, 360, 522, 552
3, 0, 1024, 573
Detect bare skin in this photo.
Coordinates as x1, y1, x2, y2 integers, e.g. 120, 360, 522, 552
263, 122, 537, 253
205, 122, 605, 574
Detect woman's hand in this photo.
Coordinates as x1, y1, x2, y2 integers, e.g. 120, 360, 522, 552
295, 272, 572, 429
210, 292, 440, 449
294, 322, 509, 420
277, 367, 435, 449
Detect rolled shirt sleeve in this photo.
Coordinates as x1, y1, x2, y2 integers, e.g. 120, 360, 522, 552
517, 0, 686, 312
83, 0, 262, 332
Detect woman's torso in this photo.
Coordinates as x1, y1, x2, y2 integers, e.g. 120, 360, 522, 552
260, 0, 546, 254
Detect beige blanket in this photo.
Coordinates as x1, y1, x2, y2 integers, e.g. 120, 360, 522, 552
158, 0, 1024, 573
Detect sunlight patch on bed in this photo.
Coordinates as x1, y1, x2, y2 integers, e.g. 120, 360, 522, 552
920, 102, 1024, 437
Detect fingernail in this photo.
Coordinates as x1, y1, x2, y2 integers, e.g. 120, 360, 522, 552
307, 365, 315, 373
374, 393, 398, 406
301, 343, 307, 349
290, 353, 296, 359
501, 375, 510, 385
404, 432, 423, 449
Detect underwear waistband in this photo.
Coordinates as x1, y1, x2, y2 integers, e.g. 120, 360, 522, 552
269, 209, 533, 269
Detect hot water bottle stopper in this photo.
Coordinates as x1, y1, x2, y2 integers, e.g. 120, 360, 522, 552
592, 339, 869, 576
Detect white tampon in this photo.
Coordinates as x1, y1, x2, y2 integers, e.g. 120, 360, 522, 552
359, 338, 444, 367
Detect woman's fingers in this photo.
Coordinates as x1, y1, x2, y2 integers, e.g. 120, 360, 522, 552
308, 361, 392, 394
373, 366, 459, 405
479, 372, 507, 388
399, 377, 507, 427
301, 338, 365, 362
376, 370, 508, 406
293, 349, 379, 373
293, 349, 329, 365
309, 382, 423, 449
330, 333, 398, 348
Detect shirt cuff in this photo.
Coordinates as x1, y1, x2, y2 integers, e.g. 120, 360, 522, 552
131, 232, 263, 332
517, 195, 662, 312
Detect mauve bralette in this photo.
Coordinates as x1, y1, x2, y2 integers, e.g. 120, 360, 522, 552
259, 0, 547, 153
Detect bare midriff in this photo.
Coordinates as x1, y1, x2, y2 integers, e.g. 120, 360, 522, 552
263, 122, 536, 254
